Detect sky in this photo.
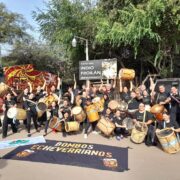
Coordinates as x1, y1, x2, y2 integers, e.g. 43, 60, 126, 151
0, 0, 48, 55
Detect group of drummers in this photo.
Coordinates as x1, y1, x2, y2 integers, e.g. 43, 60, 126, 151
0, 75, 180, 152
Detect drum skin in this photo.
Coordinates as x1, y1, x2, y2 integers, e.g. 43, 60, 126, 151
86, 104, 99, 123
156, 128, 180, 154
36, 102, 47, 118
108, 100, 119, 110
130, 122, 148, 144
119, 68, 135, 80
97, 117, 115, 136
150, 104, 164, 114
7, 107, 27, 120
92, 97, 104, 112
72, 106, 86, 123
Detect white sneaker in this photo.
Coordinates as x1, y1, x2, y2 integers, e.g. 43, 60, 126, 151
92, 131, 98, 135
84, 134, 88, 139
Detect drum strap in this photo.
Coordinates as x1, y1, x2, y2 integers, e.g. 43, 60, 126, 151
143, 111, 146, 123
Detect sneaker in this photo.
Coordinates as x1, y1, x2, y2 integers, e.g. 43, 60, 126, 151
27, 133, 31, 137
120, 135, 124, 139
92, 131, 98, 135
116, 136, 121, 141
84, 134, 88, 139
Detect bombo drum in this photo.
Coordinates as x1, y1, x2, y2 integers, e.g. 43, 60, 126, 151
0, 82, 9, 97
108, 100, 119, 111
150, 104, 164, 114
119, 68, 135, 80
86, 104, 99, 123
65, 121, 80, 132
131, 122, 148, 144
156, 128, 180, 154
49, 116, 62, 131
72, 106, 86, 123
97, 117, 115, 136
92, 97, 104, 112
7, 107, 27, 120
36, 102, 47, 118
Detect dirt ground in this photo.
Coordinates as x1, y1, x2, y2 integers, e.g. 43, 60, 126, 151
0, 126, 180, 180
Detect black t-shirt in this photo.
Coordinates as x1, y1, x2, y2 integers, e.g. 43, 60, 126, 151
113, 116, 123, 126
50, 106, 59, 118
170, 93, 180, 107
157, 121, 172, 129
128, 98, 141, 110
143, 95, 151, 105
154, 92, 169, 104
35, 89, 45, 101
121, 92, 131, 103
4, 99, 16, 111
133, 111, 154, 122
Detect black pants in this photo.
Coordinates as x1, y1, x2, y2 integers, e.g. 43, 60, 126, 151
84, 120, 98, 134
2, 113, 17, 137
114, 127, 128, 136
27, 110, 38, 133
170, 110, 180, 129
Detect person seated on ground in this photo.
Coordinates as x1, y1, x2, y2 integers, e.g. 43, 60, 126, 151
113, 110, 129, 141
61, 111, 74, 137
59, 99, 72, 115
102, 108, 113, 121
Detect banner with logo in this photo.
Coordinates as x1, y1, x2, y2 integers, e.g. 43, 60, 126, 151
3, 140, 128, 172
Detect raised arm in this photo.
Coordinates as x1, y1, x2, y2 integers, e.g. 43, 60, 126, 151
27, 82, 32, 93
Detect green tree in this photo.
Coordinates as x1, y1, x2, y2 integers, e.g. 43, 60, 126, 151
33, 0, 180, 79
0, 3, 30, 44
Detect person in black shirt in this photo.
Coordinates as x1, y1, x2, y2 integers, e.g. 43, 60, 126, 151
113, 110, 128, 140
24, 93, 40, 137
142, 90, 152, 111
167, 86, 180, 128
59, 99, 71, 116
133, 103, 155, 145
128, 91, 141, 116
133, 103, 154, 125
152, 85, 169, 111
2, 93, 18, 138
156, 113, 173, 130
102, 108, 113, 121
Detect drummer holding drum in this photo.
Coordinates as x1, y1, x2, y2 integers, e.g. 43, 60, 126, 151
24, 93, 40, 137
2, 92, 18, 138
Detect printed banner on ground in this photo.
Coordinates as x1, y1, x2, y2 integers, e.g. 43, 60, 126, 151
3, 140, 128, 172
0, 136, 46, 150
